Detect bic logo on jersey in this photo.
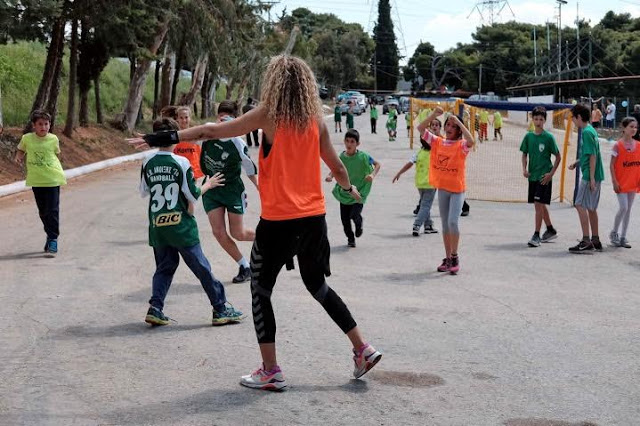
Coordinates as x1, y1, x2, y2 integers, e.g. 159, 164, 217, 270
154, 212, 182, 227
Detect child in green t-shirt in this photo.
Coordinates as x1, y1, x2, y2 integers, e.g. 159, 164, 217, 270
14, 110, 67, 257
334, 101, 342, 133
519, 106, 561, 248
492, 111, 503, 140
346, 101, 355, 129
370, 104, 378, 134
387, 104, 398, 141
139, 118, 244, 326
325, 129, 381, 247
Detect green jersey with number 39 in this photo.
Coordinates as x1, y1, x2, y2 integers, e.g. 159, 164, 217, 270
139, 152, 201, 247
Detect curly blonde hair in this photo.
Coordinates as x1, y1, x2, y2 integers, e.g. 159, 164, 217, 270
260, 55, 322, 131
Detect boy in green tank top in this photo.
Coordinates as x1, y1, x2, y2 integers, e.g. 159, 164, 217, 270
326, 129, 381, 247
139, 118, 244, 326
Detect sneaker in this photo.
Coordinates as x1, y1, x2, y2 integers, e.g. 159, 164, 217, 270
412, 225, 420, 237
437, 258, 450, 272
240, 364, 287, 391
145, 306, 171, 326
45, 239, 58, 257
43, 238, 50, 252
348, 240, 356, 248
232, 266, 251, 283
592, 239, 603, 252
424, 225, 438, 234
569, 240, 594, 253
212, 304, 245, 326
449, 255, 460, 274
610, 231, 621, 247
460, 210, 469, 217
413, 205, 420, 215
527, 234, 541, 247
355, 225, 363, 238
541, 228, 557, 242
353, 343, 382, 379
619, 237, 632, 248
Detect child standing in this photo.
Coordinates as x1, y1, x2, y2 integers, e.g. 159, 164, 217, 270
201, 101, 258, 283
520, 106, 561, 247
326, 129, 381, 247
492, 110, 503, 141
334, 101, 342, 133
346, 101, 355, 130
172, 106, 204, 180
478, 109, 489, 141
609, 117, 640, 248
132, 55, 382, 391
139, 118, 244, 326
370, 104, 378, 134
393, 120, 439, 236
417, 107, 474, 274
568, 103, 605, 253
14, 110, 67, 256
387, 104, 398, 141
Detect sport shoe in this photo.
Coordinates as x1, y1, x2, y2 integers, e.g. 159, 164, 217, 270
43, 238, 50, 252
240, 364, 287, 391
592, 239, 603, 252
232, 266, 251, 283
353, 343, 382, 379
527, 234, 541, 247
449, 255, 460, 274
145, 306, 171, 326
460, 210, 469, 217
424, 225, 438, 234
437, 258, 450, 272
610, 231, 621, 247
413, 205, 420, 215
348, 240, 356, 248
355, 225, 363, 238
212, 304, 245, 326
45, 239, 58, 257
619, 237, 632, 248
541, 228, 557, 242
412, 225, 420, 237
569, 240, 594, 253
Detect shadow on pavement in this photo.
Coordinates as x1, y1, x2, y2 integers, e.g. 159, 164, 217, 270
288, 379, 370, 394
106, 239, 148, 247
53, 322, 213, 340
0, 251, 49, 261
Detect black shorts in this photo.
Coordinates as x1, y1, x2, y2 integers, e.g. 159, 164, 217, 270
528, 180, 552, 204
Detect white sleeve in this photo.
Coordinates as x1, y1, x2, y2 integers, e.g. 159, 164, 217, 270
611, 143, 619, 157
139, 156, 152, 197
410, 152, 418, 164
232, 137, 258, 176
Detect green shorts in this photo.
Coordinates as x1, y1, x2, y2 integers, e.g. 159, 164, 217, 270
202, 184, 246, 215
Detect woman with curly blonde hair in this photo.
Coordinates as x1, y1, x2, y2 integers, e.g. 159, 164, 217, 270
130, 54, 382, 391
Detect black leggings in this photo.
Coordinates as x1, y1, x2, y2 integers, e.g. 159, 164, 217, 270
249, 215, 357, 344
340, 203, 363, 242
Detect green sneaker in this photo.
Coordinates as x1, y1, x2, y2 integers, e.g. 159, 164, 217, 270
212, 304, 245, 326
145, 306, 171, 326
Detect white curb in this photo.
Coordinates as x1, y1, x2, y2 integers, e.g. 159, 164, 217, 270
0, 149, 157, 198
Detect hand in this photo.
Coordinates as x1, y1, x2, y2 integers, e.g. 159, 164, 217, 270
434, 106, 444, 116
613, 182, 620, 193
589, 179, 596, 191
14, 155, 24, 165
365, 174, 374, 182
568, 162, 576, 170
126, 132, 150, 150
349, 186, 362, 202
325, 175, 333, 182
540, 172, 552, 185
203, 172, 225, 190
522, 170, 530, 179
392, 174, 400, 183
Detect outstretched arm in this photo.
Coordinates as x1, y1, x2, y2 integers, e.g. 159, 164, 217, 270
393, 162, 413, 183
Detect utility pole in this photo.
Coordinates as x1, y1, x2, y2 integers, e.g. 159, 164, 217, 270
478, 64, 483, 94
374, 50, 377, 95
533, 27, 538, 76
556, 0, 567, 80
546, 21, 552, 75
575, 1, 581, 68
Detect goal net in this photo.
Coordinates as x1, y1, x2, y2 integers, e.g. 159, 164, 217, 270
409, 98, 577, 203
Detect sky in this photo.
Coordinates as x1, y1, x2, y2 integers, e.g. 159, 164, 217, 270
271, 0, 640, 63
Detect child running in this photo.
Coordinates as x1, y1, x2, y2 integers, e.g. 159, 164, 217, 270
131, 55, 382, 391
520, 106, 561, 247
417, 107, 474, 274
393, 119, 439, 236
14, 110, 67, 257
567, 103, 605, 253
326, 129, 381, 247
200, 101, 258, 283
387, 104, 398, 141
139, 118, 244, 326
334, 101, 342, 133
609, 117, 640, 248
478, 109, 489, 141
492, 110, 503, 141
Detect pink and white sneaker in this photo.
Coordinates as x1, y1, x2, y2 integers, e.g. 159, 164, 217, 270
437, 257, 450, 272
449, 255, 460, 274
240, 364, 287, 391
353, 343, 382, 379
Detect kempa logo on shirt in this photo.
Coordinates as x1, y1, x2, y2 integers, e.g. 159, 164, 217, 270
623, 161, 640, 167
154, 212, 182, 227
435, 154, 458, 173
176, 147, 197, 154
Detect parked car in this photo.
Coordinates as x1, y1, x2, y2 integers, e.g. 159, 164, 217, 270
340, 100, 363, 115
337, 91, 362, 102
398, 96, 410, 114
354, 94, 367, 111
372, 95, 385, 105
382, 98, 399, 115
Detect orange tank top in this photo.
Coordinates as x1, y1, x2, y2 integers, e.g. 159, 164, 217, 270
173, 142, 203, 179
428, 136, 468, 193
258, 122, 326, 220
613, 140, 640, 193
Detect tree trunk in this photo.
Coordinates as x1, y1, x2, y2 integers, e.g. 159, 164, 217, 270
122, 20, 170, 132
152, 59, 161, 119
159, 49, 174, 110
78, 20, 90, 127
94, 77, 103, 124
0, 84, 3, 128
30, 15, 65, 115
181, 54, 208, 106
225, 77, 235, 100
46, 38, 65, 129
170, 35, 186, 105
200, 70, 210, 119
63, 19, 79, 137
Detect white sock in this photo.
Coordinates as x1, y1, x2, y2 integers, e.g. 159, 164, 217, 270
237, 257, 250, 268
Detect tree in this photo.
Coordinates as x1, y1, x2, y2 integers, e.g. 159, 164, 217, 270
63, 18, 78, 137
403, 41, 436, 90
372, 0, 399, 91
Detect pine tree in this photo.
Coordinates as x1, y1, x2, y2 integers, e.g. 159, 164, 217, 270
372, 0, 399, 91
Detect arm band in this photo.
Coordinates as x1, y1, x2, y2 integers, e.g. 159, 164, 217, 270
143, 130, 179, 147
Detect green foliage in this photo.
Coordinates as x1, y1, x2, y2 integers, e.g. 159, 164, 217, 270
372, 0, 399, 91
